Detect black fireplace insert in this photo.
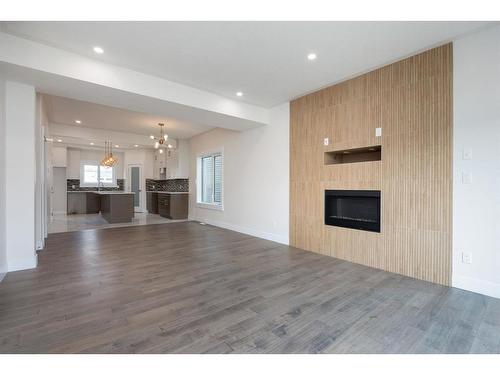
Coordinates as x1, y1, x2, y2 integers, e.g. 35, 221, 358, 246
324, 190, 381, 232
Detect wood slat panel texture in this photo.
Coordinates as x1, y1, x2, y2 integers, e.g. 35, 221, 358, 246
290, 44, 452, 285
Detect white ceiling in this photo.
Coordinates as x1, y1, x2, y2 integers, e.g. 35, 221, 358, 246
1, 21, 492, 107
44, 94, 210, 139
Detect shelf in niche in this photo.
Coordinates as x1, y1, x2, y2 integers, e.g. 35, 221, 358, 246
324, 145, 381, 165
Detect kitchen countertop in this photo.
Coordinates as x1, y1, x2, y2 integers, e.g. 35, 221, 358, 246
91, 191, 134, 195
146, 191, 189, 194
67, 191, 132, 194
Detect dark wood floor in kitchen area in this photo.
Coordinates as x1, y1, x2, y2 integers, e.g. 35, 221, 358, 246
0, 221, 499, 354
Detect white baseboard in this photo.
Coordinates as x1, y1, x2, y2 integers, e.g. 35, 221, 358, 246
8, 255, 38, 272
189, 216, 289, 245
0, 272, 6, 283
453, 274, 500, 299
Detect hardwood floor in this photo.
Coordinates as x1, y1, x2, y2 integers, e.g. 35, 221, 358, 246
0, 222, 499, 354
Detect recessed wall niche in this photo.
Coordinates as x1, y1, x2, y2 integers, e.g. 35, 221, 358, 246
324, 146, 381, 165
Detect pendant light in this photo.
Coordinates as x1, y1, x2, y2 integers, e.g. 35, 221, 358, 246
149, 123, 170, 149
101, 141, 118, 167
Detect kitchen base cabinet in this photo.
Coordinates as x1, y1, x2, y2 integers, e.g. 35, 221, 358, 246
157, 193, 188, 219
158, 193, 170, 218
147, 192, 159, 214
67, 192, 87, 214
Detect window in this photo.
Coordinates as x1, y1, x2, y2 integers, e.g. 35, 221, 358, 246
197, 152, 223, 209
80, 161, 117, 187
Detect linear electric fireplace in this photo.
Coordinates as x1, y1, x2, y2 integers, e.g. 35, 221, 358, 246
325, 190, 381, 232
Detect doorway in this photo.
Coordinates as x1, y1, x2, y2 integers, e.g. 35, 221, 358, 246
128, 164, 143, 212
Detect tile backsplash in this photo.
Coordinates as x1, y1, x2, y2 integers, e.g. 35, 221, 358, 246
67, 179, 125, 191
146, 178, 189, 192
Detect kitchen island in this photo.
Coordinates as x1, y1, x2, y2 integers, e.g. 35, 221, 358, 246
91, 191, 135, 223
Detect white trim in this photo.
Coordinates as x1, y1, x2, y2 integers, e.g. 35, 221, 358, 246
452, 274, 500, 299
196, 202, 224, 211
0, 272, 6, 283
52, 210, 66, 215
196, 148, 224, 211
189, 216, 289, 245
8, 254, 37, 272
80, 160, 118, 188
128, 163, 144, 213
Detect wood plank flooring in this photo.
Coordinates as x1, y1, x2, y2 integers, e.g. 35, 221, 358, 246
0, 222, 499, 353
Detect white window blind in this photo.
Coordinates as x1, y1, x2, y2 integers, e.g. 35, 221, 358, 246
198, 153, 223, 207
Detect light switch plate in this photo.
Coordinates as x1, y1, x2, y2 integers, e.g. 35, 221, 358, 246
462, 172, 472, 184
462, 148, 473, 160
375, 127, 382, 137
461, 252, 472, 264
324, 137, 329, 146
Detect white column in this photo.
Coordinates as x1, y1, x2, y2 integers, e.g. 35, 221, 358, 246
5, 81, 37, 271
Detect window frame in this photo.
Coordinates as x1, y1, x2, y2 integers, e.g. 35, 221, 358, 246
80, 160, 118, 188
196, 149, 224, 211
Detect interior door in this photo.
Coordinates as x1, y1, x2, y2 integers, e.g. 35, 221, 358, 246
129, 165, 142, 212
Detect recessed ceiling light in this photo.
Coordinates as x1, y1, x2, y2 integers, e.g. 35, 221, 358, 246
134, 144, 139, 148
75, 120, 82, 124
57, 139, 62, 143
307, 53, 317, 61
115, 145, 119, 148
90, 142, 94, 145
236, 92, 243, 97
93, 46, 104, 54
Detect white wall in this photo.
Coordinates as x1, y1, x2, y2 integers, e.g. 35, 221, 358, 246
453, 25, 500, 299
4, 81, 37, 272
0, 77, 6, 280
35, 94, 49, 250
188, 103, 289, 244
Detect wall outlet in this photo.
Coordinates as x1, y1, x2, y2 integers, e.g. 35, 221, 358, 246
462, 172, 472, 184
461, 252, 472, 264
324, 137, 329, 146
375, 127, 382, 137
462, 148, 473, 160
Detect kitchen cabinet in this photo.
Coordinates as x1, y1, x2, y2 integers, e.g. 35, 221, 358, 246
146, 192, 159, 214
66, 192, 103, 214
153, 146, 185, 179
157, 192, 188, 219
67, 192, 87, 214
52, 146, 67, 167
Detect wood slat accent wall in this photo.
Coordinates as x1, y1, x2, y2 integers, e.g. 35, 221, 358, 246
290, 44, 452, 285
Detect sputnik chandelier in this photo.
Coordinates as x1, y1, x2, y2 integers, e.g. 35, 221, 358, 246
150, 123, 172, 153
